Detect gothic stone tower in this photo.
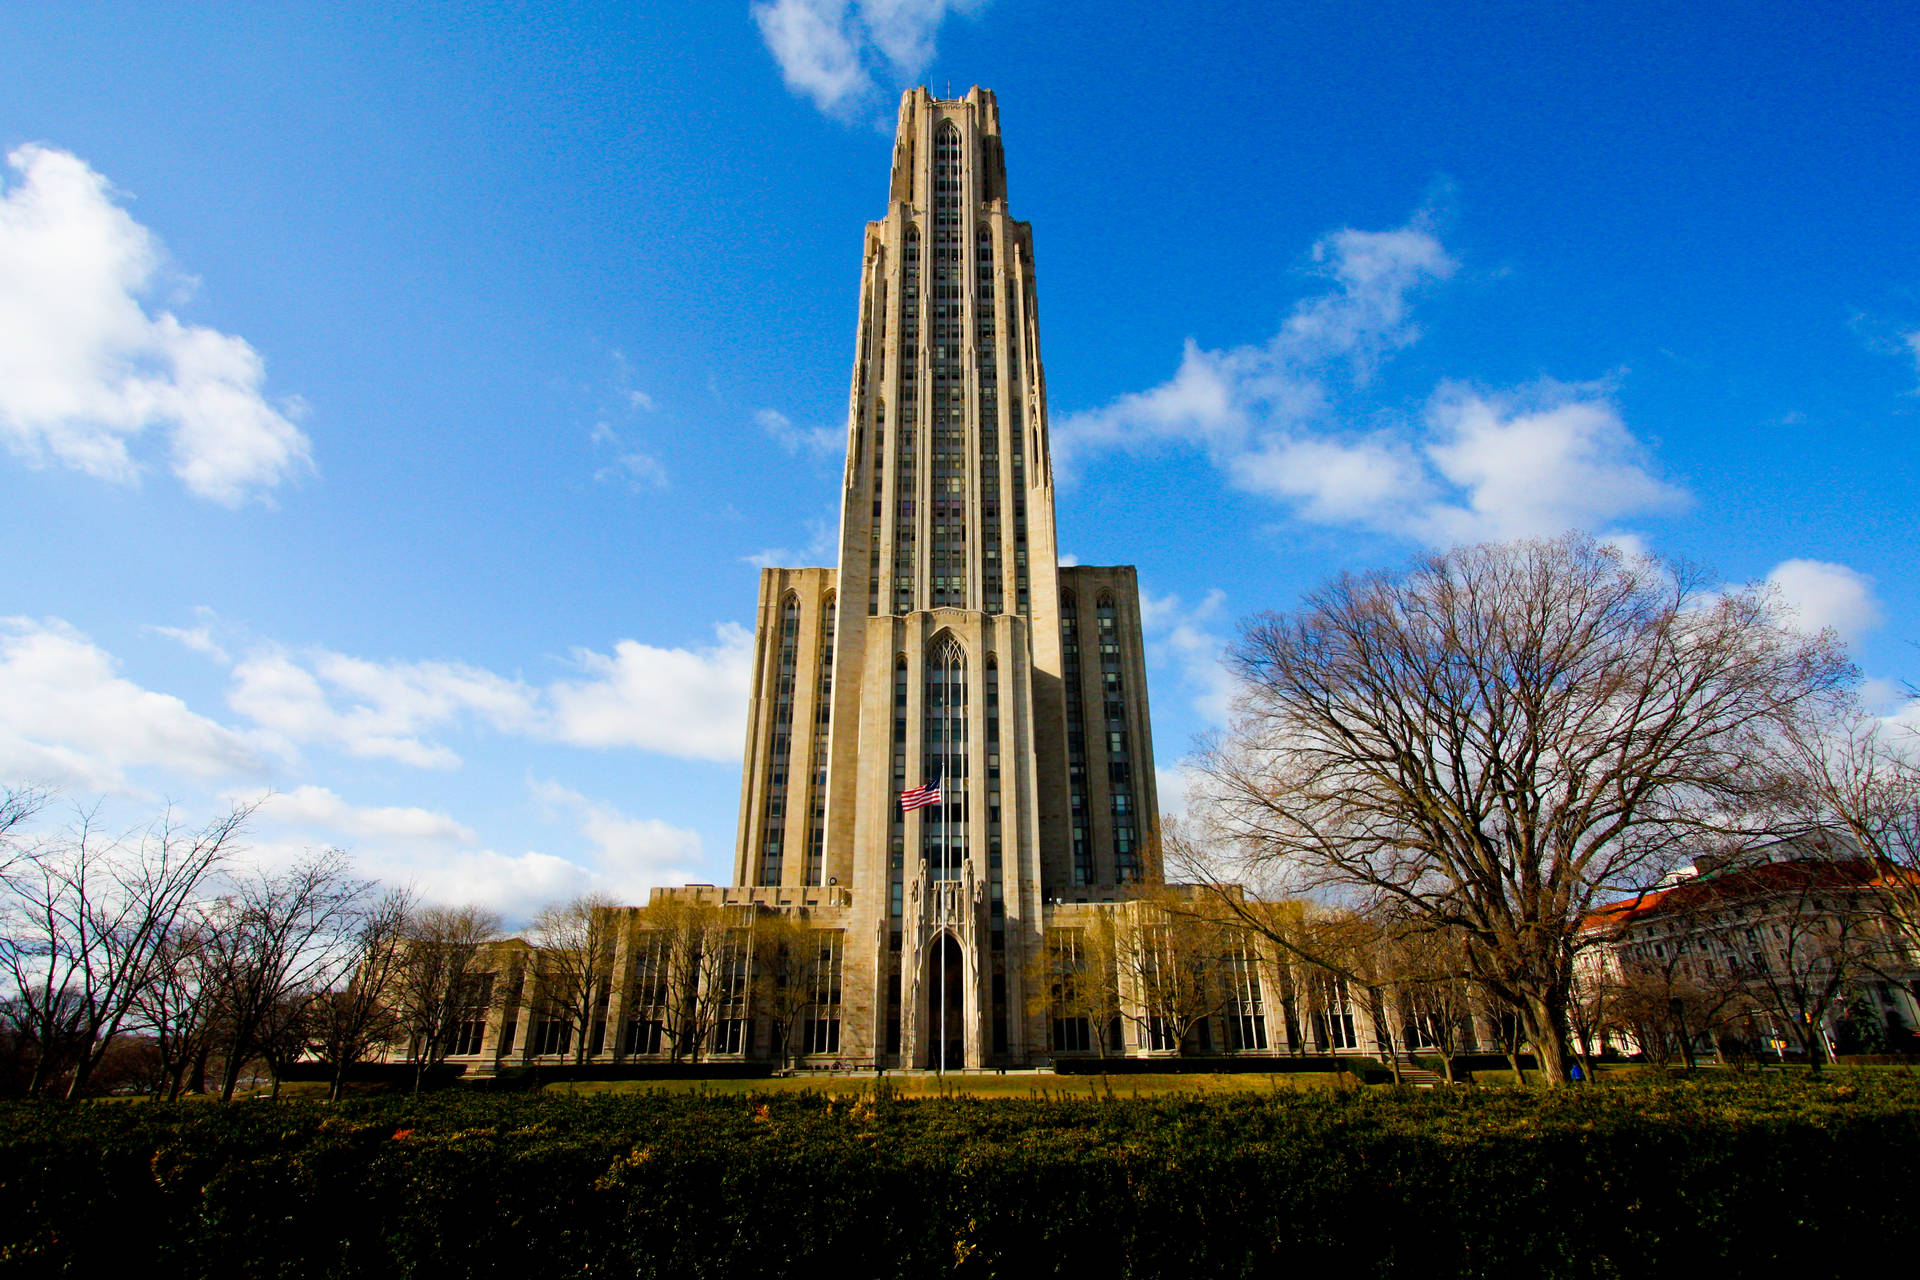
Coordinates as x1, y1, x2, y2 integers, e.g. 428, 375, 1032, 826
730, 87, 1159, 1069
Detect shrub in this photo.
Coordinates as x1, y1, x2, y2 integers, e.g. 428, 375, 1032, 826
1, 1073, 1915, 1277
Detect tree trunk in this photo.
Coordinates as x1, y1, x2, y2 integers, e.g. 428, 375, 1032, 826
1520, 990, 1573, 1086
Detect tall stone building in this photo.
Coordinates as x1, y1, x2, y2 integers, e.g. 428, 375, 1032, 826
716, 86, 1160, 1069
370, 89, 1511, 1078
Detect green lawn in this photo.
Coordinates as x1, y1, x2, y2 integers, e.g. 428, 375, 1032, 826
543, 1070, 1359, 1098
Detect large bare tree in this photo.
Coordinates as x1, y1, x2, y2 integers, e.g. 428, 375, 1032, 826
1184, 534, 1851, 1084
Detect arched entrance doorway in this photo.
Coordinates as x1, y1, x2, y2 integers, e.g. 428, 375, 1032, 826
923, 932, 965, 1070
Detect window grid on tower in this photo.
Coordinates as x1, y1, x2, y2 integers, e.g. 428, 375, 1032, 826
978, 230, 1003, 613
1061, 591, 1091, 885
760, 594, 800, 885
1098, 594, 1139, 882
929, 123, 966, 609
890, 655, 908, 918
895, 228, 920, 614
985, 655, 1003, 900
869, 404, 883, 614
806, 593, 834, 886
923, 636, 967, 881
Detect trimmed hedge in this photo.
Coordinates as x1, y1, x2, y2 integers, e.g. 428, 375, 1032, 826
1051, 1054, 1361, 1075
2, 1073, 1917, 1277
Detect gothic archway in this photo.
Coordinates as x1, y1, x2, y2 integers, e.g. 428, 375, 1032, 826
922, 930, 966, 1070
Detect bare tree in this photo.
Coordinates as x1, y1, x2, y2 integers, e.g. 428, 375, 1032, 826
0, 785, 49, 880
527, 893, 620, 1065
391, 905, 501, 1092
1112, 893, 1239, 1055
310, 886, 414, 1100
131, 914, 223, 1099
1713, 856, 1879, 1070
0, 801, 253, 1096
1183, 534, 1851, 1084
1376, 919, 1482, 1082
1035, 914, 1125, 1058
204, 849, 372, 1099
639, 897, 739, 1063
753, 913, 835, 1070
1770, 706, 1920, 970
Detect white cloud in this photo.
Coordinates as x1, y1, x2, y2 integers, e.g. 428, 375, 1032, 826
530, 778, 706, 895
751, 0, 988, 117
745, 516, 838, 569
0, 617, 266, 792
1155, 763, 1207, 820
1140, 588, 1236, 728
408, 847, 604, 919
261, 784, 476, 845
595, 448, 669, 491
148, 620, 230, 664
547, 623, 755, 762
228, 649, 537, 770
756, 407, 840, 456
1766, 559, 1884, 643
1060, 215, 1689, 548
0, 145, 312, 504
1057, 220, 1452, 467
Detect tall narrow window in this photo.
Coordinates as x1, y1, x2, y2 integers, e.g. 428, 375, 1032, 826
929, 123, 966, 609
1098, 593, 1138, 883
1061, 591, 1090, 885
985, 655, 1002, 901
891, 655, 908, 916
806, 594, 835, 886
895, 229, 920, 614
759, 594, 800, 885
923, 637, 966, 880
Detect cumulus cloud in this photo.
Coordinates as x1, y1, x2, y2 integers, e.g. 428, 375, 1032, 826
744, 516, 838, 569
0, 616, 267, 792
261, 784, 477, 845
1059, 215, 1689, 548
756, 407, 840, 456
0, 145, 312, 504
751, 0, 988, 117
590, 420, 669, 491
530, 779, 706, 895
149, 619, 230, 664
1766, 559, 1884, 643
227, 649, 536, 770
1139, 589, 1236, 728
547, 624, 755, 762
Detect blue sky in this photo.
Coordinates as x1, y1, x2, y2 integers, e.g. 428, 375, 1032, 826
3, 1, 1915, 915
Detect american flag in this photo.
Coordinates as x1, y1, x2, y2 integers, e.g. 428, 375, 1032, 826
899, 770, 943, 812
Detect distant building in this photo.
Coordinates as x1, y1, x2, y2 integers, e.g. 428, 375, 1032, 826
1577, 834, 1920, 1061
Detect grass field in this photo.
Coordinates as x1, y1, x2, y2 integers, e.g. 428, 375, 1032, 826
542, 1070, 1360, 1098
6, 1070, 1916, 1276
